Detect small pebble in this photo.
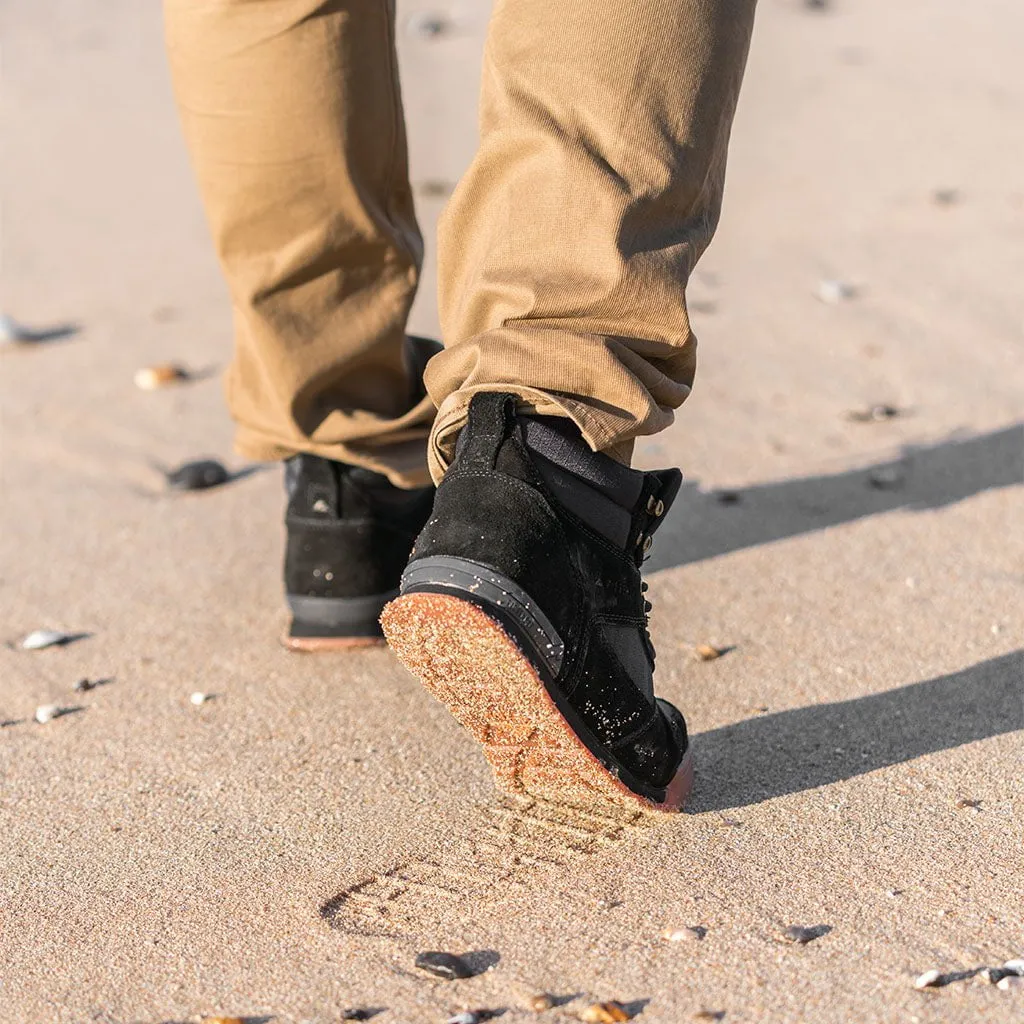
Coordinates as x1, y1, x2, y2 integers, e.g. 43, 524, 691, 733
981, 967, 1011, 985
845, 404, 901, 422
414, 951, 473, 980
445, 1012, 498, 1024
407, 12, 449, 36
914, 969, 943, 989
165, 459, 230, 492
693, 1012, 726, 1022
662, 926, 707, 942
134, 364, 189, 390
528, 993, 555, 1011
0, 313, 32, 344
35, 704, 64, 724
1005, 959, 1024, 975
190, 692, 211, 706
998, 976, 1024, 991
341, 1012, 374, 1021
693, 644, 724, 662
73, 678, 96, 693
417, 180, 455, 198
932, 188, 960, 206
804, 0, 829, 9
816, 279, 857, 304
868, 466, 904, 490
580, 1002, 631, 1023
21, 629, 79, 650
955, 798, 982, 810
782, 924, 828, 945
200, 1018, 246, 1024
714, 490, 742, 505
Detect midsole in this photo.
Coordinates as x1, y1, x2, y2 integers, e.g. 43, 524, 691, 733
287, 590, 398, 627
400, 555, 565, 676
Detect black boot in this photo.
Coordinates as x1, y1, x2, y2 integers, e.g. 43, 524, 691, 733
284, 455, 434, 650
381, 392, 691, 811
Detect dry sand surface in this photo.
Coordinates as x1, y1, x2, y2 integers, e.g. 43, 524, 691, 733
2, 0, 1023, 1021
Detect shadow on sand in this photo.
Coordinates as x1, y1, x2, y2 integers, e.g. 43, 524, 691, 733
648, 423, 1023, 572
690, 650, 1023, 812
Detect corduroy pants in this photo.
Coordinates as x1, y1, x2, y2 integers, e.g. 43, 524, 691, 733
164, 0, 755, 486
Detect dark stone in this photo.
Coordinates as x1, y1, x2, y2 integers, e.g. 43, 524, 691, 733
414, 951, 474, 980
165, 458, 229, 491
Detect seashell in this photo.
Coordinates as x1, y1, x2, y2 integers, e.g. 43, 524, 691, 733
165, 459, 230, 492
868, 466, 904, 491
817, 279, 857, 304
580, 1002, 631, 1023
0, 313, 77, 345
694, 644, 724, 662
981, 967, 1011, 984
998, 976, 1024, 991
955, 798, 982, 810
914, 969, 943, 989
782, 924, 829, 945
445, 1013, 489, 1024
662, 925, 707, 942
528, 993, 555, 1011
414, 951, 473, 980
35, 704, 64, 724
845, 404, 901, 423
21, 629, 79, 650
134, 364, 189, 390
190, 692, 211, 706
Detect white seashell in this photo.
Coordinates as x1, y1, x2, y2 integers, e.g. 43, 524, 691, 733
1003, 960, 1024, 975
817, 279, 857, 304
998, 976, 1024, 991
35, 704, 63, 724
134, 364, 188, 390
0, 313, 32, 344
190, 692, 211, 706
914, 969, 943, 989
21, 629, 73, 650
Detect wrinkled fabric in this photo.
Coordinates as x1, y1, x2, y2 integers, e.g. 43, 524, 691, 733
164, 0, 756, 486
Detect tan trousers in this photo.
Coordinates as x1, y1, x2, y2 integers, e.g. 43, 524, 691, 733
165, 0, 755, 487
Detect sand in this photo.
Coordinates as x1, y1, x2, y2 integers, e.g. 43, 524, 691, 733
1, 0, 1022, 1021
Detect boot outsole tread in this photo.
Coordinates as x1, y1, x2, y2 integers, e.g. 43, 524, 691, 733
381, 591, 693, 813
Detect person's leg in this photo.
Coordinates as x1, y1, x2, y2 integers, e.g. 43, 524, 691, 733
164, 0, 437, 647
164, 0, 434, 488
425, 0, 756, 480
384, 0, 755, 810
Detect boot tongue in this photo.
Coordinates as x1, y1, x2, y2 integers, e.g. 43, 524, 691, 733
520, 417, 644, 508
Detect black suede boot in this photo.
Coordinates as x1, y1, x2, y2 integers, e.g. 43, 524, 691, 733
283, 454, 434, 651
380, 392, 692, 811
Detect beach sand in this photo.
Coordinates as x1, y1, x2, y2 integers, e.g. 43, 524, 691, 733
1, 0, 1022, 1021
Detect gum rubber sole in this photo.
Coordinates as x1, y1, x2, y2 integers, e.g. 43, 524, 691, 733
381, 591, 693, 813
281, 633, 386, 652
